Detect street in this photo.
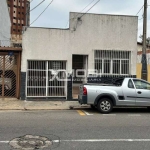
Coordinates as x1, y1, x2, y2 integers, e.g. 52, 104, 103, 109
0, 108, 150, 150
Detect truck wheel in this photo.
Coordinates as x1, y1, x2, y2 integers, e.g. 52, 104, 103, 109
97, 98, 113, 114
147, 107, 150, 111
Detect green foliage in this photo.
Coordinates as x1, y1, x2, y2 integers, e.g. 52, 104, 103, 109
139, 35, 150, 46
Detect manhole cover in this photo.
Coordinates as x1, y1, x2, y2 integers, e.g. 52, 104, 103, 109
9, 135, 52, 150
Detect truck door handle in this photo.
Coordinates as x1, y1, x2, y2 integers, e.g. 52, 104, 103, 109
137, 91, 142, 94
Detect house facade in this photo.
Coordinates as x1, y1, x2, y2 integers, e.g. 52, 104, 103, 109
0, 0, 22, 99
21, 12, 138, 100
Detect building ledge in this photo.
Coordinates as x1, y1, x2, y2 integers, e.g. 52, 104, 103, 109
0, 47, 22, 51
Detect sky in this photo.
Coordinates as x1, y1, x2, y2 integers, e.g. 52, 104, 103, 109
30, 0, 150, 42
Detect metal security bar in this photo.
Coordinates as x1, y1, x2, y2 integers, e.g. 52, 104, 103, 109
27, 61, 46, 97
26, 61, 67, 97
94, 50, 131, 76
0, 55, 17, 97
4, 55, 17, 97
0, 56, 3, 97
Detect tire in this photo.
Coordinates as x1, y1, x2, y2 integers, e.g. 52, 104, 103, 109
147, 107, 150, 111
97, 98, 113, 114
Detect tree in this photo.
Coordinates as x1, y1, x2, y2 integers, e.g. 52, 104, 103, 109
139, 35, 150, 46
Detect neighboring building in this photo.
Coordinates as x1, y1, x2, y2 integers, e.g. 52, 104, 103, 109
7, 0, 30, 44
136, 42, 150, 81
137, 42, 150, 64
21, 12, 138, 100
0, 0, 22, 99
0, 0, 11, 47
137, 42, 150, 52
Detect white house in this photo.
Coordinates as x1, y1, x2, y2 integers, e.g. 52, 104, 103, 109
21, 12, 138, 100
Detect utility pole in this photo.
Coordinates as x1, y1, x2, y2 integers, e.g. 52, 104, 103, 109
141, 0, 147, 80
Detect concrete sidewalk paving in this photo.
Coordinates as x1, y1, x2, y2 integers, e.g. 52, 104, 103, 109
0, 98, 89, 110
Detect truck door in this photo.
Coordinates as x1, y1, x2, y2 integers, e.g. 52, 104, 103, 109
121, 79, 136, 105
132, 79, 150, 106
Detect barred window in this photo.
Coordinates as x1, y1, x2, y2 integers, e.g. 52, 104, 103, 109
104, 60, 111, 73
94, 50, 131, 75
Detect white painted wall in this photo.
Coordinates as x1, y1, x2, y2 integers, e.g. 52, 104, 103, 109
22, 12, 138, 75
0, 0, 11, 46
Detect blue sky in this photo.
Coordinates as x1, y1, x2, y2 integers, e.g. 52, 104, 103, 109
30, 0, 150, 42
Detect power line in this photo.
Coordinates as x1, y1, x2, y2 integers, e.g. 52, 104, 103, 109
72, 0, 101, 31
138, 17, 143, 20
138, 3, 150, 20
136, 5, 144, 15
80, 0, 95, 13
79, 0, 101, 19
26, 0, 45, 15
30, 0, 34, 3
30, 0, 54, 26
65, 0, 96, 27
138, 7, 144, 20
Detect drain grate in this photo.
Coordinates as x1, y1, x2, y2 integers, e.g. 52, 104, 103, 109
9, 135, 52, 150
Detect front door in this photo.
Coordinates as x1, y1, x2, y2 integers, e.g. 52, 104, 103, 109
0, 54, 18, 98
72, 55, 88, 99
120, 79, 136, 106
132, 79, 150, 106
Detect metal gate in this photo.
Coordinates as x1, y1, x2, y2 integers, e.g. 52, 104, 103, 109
26, 61, 67, 98
0, 55, 17, 97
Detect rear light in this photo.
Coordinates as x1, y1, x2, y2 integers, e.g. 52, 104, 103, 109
83, 87, 87, 95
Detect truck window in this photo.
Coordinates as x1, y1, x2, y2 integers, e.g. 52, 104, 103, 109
114, 78, 124, 86
128, 79, 134, 88
133, 79, 150, 90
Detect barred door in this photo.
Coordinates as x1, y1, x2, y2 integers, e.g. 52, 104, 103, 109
0, 55, 17, 97
26, 61, 67, 98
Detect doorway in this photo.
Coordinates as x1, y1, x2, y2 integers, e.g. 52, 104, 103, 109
72, 55, 88, 99
26, 61, 67, 98
0, 54, 19, 98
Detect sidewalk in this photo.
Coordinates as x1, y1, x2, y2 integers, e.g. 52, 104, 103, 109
0, 98, 89, 110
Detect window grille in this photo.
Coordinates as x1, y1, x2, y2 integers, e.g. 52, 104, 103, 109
94, 50, 131, 76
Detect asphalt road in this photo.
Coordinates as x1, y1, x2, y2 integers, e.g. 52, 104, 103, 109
0, 108, 150, 150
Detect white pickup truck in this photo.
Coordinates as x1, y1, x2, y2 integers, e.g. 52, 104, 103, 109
78, 78, 150, 113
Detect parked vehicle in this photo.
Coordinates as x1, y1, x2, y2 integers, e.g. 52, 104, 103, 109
78, 78, 150, 113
